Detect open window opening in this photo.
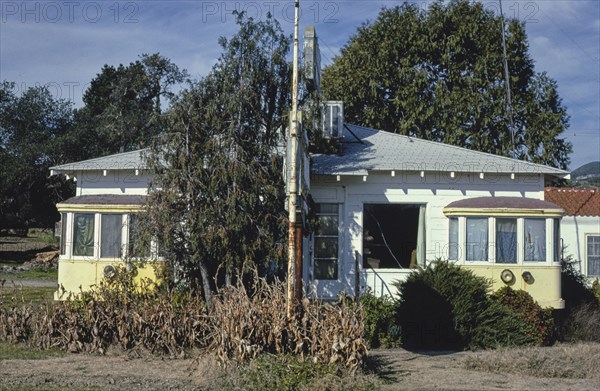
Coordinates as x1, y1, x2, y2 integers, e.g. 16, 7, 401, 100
363, 204, 425, 269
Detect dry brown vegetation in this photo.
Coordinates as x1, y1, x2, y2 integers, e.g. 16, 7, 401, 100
464, 343, 600, 379
0, 269, 366, 372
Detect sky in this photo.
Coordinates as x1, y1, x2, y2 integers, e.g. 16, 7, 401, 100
1, 0, 598, 170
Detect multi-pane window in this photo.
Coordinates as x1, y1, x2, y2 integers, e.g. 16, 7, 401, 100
588, 235, 600, 277
554, 219, 561, 262
101, 214, 123, 258
128, 214, 149, 258
496, 218, 517, 263
448, 217, 458, 261
72, 213, 95, 257
314, 204, 339, 280
60, 212, 67, 255
524, 219, 546, 262
466, 218, 488, 261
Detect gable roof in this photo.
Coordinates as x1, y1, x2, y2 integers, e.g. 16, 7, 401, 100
311, 124, 569, 178
544, 187, 600, 217
50, 149, 148, 174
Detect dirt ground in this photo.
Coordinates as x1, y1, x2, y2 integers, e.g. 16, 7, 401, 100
1, 348, 598, 391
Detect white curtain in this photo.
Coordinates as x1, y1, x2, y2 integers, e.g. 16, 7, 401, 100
416, 205, 426, 266
524, 219, 546, 262
466, 218, 488, 261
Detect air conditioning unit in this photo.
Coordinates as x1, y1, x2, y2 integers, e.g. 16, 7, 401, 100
322, 101, 344, 139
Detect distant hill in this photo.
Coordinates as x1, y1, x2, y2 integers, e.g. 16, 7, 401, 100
572, 161, 600, 185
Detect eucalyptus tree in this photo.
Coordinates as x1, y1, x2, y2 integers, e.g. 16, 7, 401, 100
322, 0, 571, 168
144, 13, 291, 304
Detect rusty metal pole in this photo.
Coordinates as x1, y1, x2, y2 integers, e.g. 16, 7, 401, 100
294, 223, 303, 302
286, 0, 300, 320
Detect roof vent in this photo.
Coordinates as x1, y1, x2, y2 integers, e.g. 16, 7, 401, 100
322, 101, 343, 139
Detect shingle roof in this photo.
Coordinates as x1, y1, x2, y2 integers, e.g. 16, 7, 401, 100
445, 196, 563, 211
50, 149, 148, 173
59, 195, 147, 206
311, 125, 569, 177
544, 187, 600, 217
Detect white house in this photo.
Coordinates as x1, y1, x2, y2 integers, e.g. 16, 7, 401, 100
544, 187, 600, 279
50, 123, 570, 308
304, 124, 569, 308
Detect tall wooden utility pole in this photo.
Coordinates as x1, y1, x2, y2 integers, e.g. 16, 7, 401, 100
286, 0, 301, 320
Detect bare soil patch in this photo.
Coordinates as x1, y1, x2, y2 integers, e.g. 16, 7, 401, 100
1, 345, 599, 390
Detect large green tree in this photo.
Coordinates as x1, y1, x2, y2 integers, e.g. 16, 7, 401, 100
143, 13, 291, 304
67, 53, 188, 160
0, 82, 75, 229
322, 0, 571, 169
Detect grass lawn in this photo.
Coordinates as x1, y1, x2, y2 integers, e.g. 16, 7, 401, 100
0, 341, 64, 360
0, 286, 56, 308
0, 268, 58, 281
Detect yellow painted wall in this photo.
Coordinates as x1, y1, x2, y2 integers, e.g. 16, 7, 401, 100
463, 264, 564, 309
55, 258, 166, 300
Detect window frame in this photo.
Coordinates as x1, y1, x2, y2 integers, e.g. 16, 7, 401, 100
447, 215, 560, 265
586, 234, 600, 277
313, 203, 340, 280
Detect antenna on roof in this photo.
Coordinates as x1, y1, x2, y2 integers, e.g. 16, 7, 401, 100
499, 0, 515, 158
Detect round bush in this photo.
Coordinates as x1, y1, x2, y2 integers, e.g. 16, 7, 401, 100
395, 261, 536, 350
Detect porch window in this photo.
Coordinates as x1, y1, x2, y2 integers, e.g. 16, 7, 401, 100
588, 235, 600, 277
466, 218, 487, 261
128, 214, 149, 258
314, 204, 339, 280
60, 212, 67, 255
524, 218, 545, 262
448, 217, 458, 261
554, 219, 561, 262
73, 213, 95, 257
496, 218, 517, 264
101, 214, 123, 258
363, 204, 425, 269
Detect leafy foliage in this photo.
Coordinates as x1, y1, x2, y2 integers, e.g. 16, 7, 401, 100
67, 53, 188, 158
322, 0, 571, 168
558, 261, 600, 342
491, 287, 554, 346
143, 13, 291, 302
359, 291, 400, 348
0, 82, 75, 229
395, 261, 535, 349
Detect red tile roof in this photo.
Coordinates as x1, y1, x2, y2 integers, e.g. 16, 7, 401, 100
544, 187, 600, 216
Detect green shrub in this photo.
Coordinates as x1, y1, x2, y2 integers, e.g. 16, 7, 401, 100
491, 287, 555, 345
558, 261, 600, 341
395, 261, 535, 350
359, 291, 400, 348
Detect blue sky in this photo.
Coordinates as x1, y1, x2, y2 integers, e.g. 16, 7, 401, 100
1, 0, 598, 170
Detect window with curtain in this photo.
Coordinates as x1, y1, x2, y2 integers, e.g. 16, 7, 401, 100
448, 217, 458, 261
496, 218, 517, 263
60, 213, 67, 255
554, 219, 561, 262
314, 204, 339, 280
466, 218, 488, 261
73, 213, 95, 257
128, 214, 150, 258
524, 218, 546, 262
101, 214, 123, 258
587, 235, 600, 277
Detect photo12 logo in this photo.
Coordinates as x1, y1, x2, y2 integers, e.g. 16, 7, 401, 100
199, 1, 340, 23
1, 1, 140, 23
